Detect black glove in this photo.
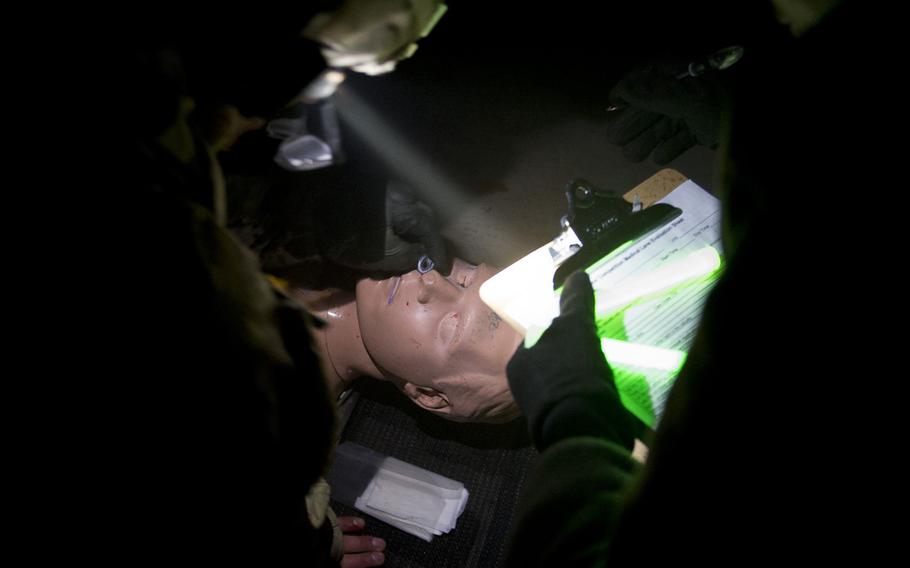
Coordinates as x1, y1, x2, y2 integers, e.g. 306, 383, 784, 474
382, 180, 451, 275
606, 60, 725, 165
507, 271, 639, 451
306, 175, 449, 279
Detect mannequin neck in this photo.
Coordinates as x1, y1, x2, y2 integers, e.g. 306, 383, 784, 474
290, 287, 382, 398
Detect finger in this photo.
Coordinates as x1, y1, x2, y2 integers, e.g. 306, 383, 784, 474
621, 116, 675, 163
341, 551, 386, 568
615, 69, 689, 116
506, 345, 529, 383
343, 535, 386, 554
420, 233, 450, 275
606, 108, 663, 146
389, 208, 450, 275
653, 125, 697, 165
337, 516, 366, 533
333, 245, 422, 275
558, 270, 595, 321
391, 204, 433, 243
374, 228, 425, 273
383, 240, 425, 273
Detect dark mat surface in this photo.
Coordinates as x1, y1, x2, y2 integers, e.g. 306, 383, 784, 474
330, 379, 539, 568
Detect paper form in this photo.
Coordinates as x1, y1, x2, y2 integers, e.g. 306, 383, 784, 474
479, 178, 723, 428
589, 180, 722, 426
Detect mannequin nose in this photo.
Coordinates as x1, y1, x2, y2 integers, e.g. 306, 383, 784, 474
417, 272, 459, 304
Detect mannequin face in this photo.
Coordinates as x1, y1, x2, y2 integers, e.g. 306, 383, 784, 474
355, 259, 523, 421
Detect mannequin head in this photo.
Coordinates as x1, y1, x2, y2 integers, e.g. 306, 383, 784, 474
301, 258, 523, 422
356, 259, 523, 421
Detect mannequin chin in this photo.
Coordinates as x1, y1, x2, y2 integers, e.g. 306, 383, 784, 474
298, 258, 524, 422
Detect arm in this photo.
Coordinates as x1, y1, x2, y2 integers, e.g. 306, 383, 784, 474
504, 271, 642, 566
122, 191, 339, 563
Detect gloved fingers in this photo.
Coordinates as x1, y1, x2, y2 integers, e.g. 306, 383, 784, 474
606, 107, 663, 146
386, 181, 450, 274
341, 246, 422, 275
616, 63, 723, 146
558, 270, 596, 322
685, 104, 721, 147
610, 65, 686, 114
611, 57, 723, 120
652, 124, 697, 165
389, 204, 450, 274
620, 116, 675, 163
505, 344, 529, 384
421, 233, 451, 274
381, 237, 425, 273
403, 203, 450, 274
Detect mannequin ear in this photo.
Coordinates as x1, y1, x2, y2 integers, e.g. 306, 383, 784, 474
401, 382, 450, 412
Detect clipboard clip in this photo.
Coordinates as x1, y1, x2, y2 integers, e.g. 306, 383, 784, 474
553, 179, 682, 288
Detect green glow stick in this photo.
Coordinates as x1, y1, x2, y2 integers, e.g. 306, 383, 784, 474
601, 338, 687, 373
522, 245, 721, 347
594, 245, 722, 317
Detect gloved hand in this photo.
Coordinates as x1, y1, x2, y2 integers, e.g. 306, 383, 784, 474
507, 271, 639, 450
381, 180, 451, 275
307, 176, 449, 279
606, 60, 726, 165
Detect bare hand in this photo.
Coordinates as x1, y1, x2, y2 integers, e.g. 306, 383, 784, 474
338, 516, 386, 568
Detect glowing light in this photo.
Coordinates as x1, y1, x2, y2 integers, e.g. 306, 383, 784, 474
301, 69, 348, 100
501, 245, 721, 348
595, 246, 721, 317
324, 70, 346, 85
333, 88, 470, 217
601, 338, 687, 373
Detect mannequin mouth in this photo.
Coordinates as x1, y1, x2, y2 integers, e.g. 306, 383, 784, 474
438, 311, 462, 346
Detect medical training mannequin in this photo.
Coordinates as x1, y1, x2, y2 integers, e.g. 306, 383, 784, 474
292, 258, 524, 422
